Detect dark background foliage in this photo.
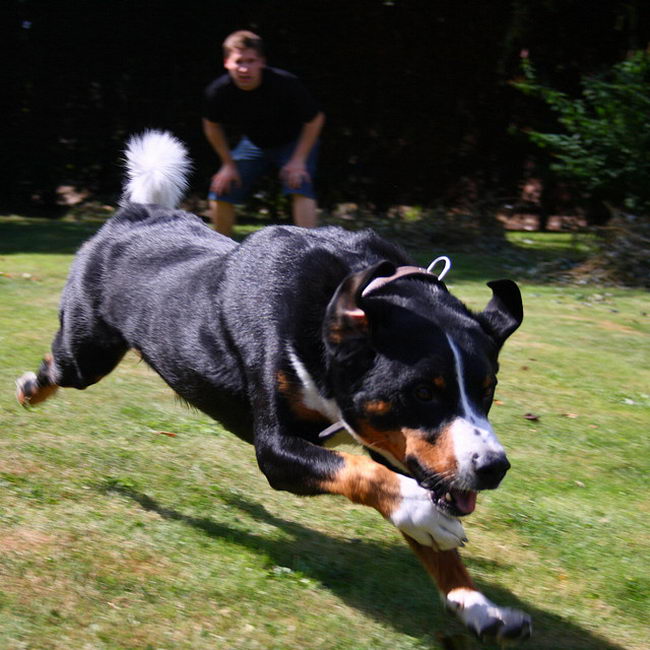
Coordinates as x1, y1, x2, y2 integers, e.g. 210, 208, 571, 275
2, 0, 649, 212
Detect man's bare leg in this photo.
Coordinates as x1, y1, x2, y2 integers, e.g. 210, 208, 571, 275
291, 194, 318, 228
208, 200, 236, 237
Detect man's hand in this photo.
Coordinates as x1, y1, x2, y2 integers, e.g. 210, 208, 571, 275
210, 162, 241, 196
280, 159, 310, 189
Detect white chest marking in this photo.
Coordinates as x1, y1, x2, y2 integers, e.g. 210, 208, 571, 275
287, 349, 409, 471
287, 348, 341, 423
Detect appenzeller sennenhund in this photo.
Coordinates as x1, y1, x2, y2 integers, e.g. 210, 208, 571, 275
17, 131, 531, 643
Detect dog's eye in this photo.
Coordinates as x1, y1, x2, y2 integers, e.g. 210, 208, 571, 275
413, 385, 435, 402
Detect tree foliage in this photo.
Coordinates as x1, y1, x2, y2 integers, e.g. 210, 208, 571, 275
515, 51, 650, 285
515, 51, 650, 216
2, 0, 649, 213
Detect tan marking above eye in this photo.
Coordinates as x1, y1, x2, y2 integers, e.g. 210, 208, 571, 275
432, 376, 446, 389
364, 400, 393, 415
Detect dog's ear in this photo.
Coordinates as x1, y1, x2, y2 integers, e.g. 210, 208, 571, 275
323, 261, 395, 350
478, 279, 523, 347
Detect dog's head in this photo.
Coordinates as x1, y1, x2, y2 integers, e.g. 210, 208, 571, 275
323, 261, 523, 517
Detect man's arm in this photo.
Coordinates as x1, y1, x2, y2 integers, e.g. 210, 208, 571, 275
202, 118, 241, 195
281, 111, 325, 189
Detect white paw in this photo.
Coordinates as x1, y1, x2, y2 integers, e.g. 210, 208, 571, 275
447, 589, 532, 643
388, 475, 467, 550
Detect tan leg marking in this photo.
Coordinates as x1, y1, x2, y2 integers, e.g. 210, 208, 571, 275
402, 534, 475, 595
322, 451, 468, 551
16, 355, 59, 407
21, 382, 59, 406
320, 451, 401, 516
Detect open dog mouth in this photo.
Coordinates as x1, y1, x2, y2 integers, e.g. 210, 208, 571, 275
435, 487, 477, 517
418, 477, 478, 517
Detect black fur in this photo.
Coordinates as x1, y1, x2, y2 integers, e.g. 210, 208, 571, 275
17, 131, 533, 643
39, 205, 524, 498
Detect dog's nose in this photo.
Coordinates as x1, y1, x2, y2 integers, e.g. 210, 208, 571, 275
472, 452, 511, 489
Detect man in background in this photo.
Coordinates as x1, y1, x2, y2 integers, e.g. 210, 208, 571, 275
203, 30, 325, 236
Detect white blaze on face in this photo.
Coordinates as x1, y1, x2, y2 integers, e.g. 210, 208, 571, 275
445, 335, 506, 487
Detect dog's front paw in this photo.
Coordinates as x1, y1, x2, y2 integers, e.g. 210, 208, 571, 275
447, 589, 532, 644
388, 475, 467, 550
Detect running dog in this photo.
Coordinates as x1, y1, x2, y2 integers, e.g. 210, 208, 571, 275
17, 131, 531, 643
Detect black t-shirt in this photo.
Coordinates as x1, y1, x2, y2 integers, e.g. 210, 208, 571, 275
203, 67, 320, 149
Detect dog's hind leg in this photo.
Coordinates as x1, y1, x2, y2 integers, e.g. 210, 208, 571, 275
16, 322, 128, 407
16, 354, 60, 406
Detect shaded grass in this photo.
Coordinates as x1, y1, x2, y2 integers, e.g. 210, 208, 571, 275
0, 213, 596, 282
1, 215, 648, 649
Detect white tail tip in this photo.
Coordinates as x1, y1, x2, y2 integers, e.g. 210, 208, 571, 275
122, 130, 191, 209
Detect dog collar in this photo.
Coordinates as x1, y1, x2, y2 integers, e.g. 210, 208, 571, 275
428, 255, 452, 279
361, 256, 452, 297
319, 421, 346, 440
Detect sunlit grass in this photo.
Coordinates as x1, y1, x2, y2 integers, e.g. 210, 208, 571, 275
1, 215, 648, 649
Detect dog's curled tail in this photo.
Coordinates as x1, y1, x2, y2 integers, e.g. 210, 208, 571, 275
122, 130, 191, 209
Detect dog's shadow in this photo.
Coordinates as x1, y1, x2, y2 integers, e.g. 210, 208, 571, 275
107, 485, 624, 650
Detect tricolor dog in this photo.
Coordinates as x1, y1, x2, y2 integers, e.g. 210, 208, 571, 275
17, 131, 531, 643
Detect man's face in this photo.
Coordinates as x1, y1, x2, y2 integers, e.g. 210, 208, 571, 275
224, 48, 265, 90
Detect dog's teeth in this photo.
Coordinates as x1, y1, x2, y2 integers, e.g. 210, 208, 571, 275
444, 492, 453, 502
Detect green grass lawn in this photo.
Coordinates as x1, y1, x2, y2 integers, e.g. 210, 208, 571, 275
1, 216, 648, 649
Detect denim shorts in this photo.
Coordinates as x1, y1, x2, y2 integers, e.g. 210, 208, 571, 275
208, 136, 318, 204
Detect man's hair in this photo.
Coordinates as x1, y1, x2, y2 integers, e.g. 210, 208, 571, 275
223, 30, 264, 58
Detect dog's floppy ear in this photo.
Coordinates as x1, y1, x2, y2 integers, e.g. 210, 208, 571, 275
478, 279, 523, 347
323, 261, 395, 349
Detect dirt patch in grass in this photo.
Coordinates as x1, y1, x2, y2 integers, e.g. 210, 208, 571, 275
0, 459, 45, 475
0, 527, 56, 553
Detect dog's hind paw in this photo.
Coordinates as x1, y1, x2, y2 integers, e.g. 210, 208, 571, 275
16, 371, 37, 406
16, 371, 58, 407
447, 588, 531, 644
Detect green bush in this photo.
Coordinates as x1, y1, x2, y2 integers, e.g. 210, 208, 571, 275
515, 51, 650, 216
515, 52, 650, 285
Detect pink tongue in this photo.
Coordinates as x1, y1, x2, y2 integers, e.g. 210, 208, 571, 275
451, 489, 477, 515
